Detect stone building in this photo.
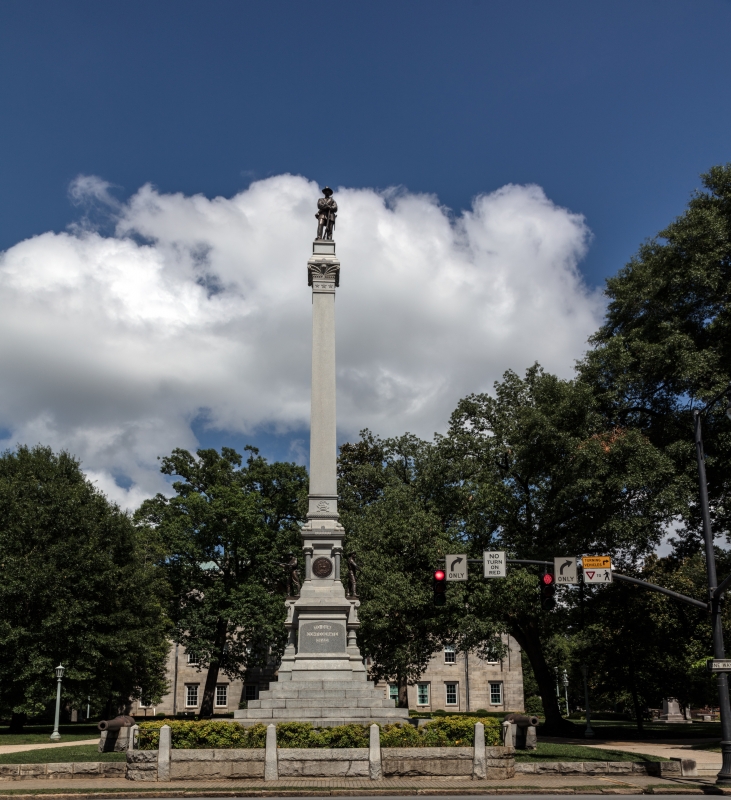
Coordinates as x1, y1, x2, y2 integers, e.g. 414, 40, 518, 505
372, 635, 524, 714
134, 635, 524, 717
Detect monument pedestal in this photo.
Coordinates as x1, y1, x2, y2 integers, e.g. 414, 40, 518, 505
234, 233, 408, 728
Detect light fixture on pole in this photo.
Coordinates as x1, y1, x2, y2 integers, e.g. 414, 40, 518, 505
580, 665, 594, 738
562, 669, 570, 717
693, 384, 731, 785
50, 664, 65, 741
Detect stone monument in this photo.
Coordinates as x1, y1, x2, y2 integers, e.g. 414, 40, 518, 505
234, 190, 409, 727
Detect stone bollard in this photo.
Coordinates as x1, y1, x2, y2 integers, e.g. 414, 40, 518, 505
525, 725, 537, 750
264, 723, 278, 781
157, 724, 171, 782
472, 722, 486, 780
128, 724, 139, 752
369, 723, 382, 780
502, 721, 515, 747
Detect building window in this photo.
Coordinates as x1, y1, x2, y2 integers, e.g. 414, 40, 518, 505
186, 652, 199, 665
215, 684, 228, 707
185, 684, 199, 707
245, 684, 259, 702
417, 683, 430, 706
490, 682, 503, 705
445, 682, 458, 705
389, 684, 399, 702
444, 645, 456, 664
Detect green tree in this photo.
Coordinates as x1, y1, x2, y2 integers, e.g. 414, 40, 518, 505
338, 431, 484, 706
581, 164, 731, 551
0, 445, 169, 732
136, 446, 307, 717
445, 366, 677, 730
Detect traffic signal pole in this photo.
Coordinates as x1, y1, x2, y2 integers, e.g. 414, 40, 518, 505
694, 408, 731, 786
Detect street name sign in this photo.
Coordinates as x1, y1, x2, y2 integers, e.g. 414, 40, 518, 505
554, 557, 577, 585
446, 554, 468, 581
484, 551, 506, 578
582, 556, 611, 569
583, 567, 613, 584
707, 659, 731, 673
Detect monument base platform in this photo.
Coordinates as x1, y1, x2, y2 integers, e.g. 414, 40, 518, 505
233, 679, 410, 728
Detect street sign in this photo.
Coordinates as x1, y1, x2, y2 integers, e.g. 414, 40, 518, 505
483, 551, 506, 578
446, 554, 468, 581
707, 659, 731, 673
554, 557, 577, 585
583, 567, 613, 584
582, 556, 611, 569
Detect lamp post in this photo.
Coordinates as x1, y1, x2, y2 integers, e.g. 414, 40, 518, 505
562, 669, 570, 717
694, 386, 731, 785
50, 664, 65, 741
580, 665, 594, 738
554, 666, 560, 704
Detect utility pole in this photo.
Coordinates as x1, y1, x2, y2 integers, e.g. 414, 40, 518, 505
694, 391, 731, 786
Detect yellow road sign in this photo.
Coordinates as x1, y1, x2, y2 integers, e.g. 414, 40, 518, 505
582, 556, 611, 569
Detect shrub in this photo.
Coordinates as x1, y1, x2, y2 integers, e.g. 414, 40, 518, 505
381, 716, 501, 747
138, 720, 267, 749
524, 696, 544, 715
276, 722, 369, 748
138, 716, 501, 749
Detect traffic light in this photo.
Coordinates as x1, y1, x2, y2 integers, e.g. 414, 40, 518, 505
433, 569, 447, 606
540, 571, 556, 611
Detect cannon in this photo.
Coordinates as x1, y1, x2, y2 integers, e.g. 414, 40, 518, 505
503, 713, 539, 749
97, 715, 136, 752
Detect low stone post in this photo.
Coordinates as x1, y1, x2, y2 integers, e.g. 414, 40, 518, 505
157, 724, 171, 782
501, 721, 515, 747
128, 724, 139, 752
264, 723, 278, 781
472, 722, 486, 780
525, 725, 537, 750
369, 723, 382, 780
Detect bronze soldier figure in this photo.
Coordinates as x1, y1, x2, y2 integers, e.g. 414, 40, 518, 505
279, 552, 300, 596
316, 187, 338, 240
347, 552, 359, 597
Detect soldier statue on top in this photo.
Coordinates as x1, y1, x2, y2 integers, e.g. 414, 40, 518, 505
316, 187, 337, 240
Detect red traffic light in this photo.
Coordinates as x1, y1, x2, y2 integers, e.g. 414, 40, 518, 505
541, 572, 554, 586
434, 570, 446, 581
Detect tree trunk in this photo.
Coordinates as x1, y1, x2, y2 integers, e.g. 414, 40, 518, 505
199, 619, 228, 717
8, 712, 26, 734
199, 658, 221, 717
628, 656, 644, 734
510, 618, 575, 734
397, 673, 409, 709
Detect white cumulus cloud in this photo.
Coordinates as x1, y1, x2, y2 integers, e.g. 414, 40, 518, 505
0, 174, 603, 507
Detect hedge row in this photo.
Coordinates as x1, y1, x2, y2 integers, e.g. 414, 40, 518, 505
137, 716, 501, 749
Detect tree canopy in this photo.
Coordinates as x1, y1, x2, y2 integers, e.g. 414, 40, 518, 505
581, 164, 731, 551
136, 446, 307, 716
0, 445, 170, 731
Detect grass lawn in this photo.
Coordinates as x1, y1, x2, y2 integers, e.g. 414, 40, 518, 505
0, 724, 100, 746
543, 719, 722, 741
0, 746, 124, 764
516, 742, 667, 763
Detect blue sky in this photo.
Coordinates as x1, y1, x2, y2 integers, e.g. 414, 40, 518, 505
0, 1, 730, 502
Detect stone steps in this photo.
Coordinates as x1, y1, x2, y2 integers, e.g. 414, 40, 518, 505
265, 687, 389, 700
235, 706, 409, 721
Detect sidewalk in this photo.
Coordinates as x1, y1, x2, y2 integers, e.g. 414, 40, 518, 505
547, 739, 722, 776
0, 772, 719, 796
0, 739, 98, 755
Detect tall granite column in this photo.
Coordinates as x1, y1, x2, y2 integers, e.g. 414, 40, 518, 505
306, 240, 340, 528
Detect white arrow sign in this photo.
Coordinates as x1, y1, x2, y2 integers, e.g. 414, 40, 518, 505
554, 557, 577, 585
446, 554, 468, 581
